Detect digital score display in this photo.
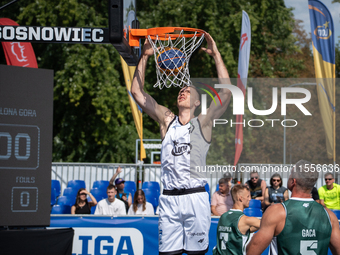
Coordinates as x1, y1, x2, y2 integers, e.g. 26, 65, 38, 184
0, 124, 40, 169
0, 65, 53, 226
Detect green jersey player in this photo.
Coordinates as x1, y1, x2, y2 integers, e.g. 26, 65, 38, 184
246, 160, 340, 255
213, 184, 260, 255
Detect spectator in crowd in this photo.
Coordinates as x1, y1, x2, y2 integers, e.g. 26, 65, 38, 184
245, 171, 267, 202
115, 178, 132, 212
213, 184, 260, 255
246, 160, 340, 255
311, 186, 320, 203
94, 184, 126, 215
71, 188, 97, 214
128, 189, 154, 215
211, 178, 234, 216
318, 172, 340, 209
264, 173, 289, 208
109, 166, 132, 213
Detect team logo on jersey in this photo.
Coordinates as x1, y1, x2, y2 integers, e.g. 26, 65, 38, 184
198, 238, 204, 243
303, 203, 310, 208
171, 140, 191, 156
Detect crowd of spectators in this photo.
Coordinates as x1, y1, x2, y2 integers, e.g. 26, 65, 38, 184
210, 170, 339, 215
56, 168, 340, 216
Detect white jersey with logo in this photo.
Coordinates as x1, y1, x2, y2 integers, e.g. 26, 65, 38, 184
161, 116, 210, 190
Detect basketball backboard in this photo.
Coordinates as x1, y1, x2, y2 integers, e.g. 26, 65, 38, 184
123, 0, 138, 34
109, 0, 139, 66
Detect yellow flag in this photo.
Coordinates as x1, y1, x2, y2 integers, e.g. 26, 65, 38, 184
121, 56, 146, 160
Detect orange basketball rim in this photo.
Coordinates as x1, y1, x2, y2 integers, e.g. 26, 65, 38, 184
128, 27, 206, 47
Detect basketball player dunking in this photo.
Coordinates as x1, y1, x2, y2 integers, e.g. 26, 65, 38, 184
131, 32, 232, 255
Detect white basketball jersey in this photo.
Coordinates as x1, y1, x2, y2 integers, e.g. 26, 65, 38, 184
161, 116, 210, 190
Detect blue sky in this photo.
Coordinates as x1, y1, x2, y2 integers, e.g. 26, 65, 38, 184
284, 0, 340, 43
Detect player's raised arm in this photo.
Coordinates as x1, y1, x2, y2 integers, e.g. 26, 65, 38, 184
131, 40, 173, 129
201, 32, 232, 121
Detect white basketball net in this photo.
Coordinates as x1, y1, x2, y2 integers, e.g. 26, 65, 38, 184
147, 30, 205, 89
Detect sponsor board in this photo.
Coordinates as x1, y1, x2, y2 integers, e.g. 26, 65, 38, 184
0, 26, 110, 44
72, 228, 143, 255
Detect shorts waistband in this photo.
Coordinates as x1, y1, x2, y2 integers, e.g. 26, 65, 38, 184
162, 187, 206, 196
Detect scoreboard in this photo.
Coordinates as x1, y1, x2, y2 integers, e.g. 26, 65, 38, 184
0, 65, 53, 226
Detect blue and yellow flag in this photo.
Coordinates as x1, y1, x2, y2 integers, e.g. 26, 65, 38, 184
308, 0, 336, 160
121, 56, 146, 160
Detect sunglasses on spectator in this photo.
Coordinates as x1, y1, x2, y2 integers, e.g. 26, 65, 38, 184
272, 179, 281, 182
251, 177, 258, 180
325, 178, 333, 181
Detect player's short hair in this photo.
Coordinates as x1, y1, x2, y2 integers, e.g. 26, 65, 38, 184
187, 85, 201, 102
107, 184, 116, 191
188, 84, 201, 97
291, 160, 319, 192
231, 184, 249, 204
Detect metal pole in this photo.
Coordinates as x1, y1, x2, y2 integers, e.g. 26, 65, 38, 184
283, 83, 316, 164
283, 114, 286, 164
0, 0, 19, 11
135, 139, 139, 164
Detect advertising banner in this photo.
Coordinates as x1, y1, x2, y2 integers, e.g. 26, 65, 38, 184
50, 216, 219, 255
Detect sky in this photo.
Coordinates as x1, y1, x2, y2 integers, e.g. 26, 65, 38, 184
284, 0, 340, 44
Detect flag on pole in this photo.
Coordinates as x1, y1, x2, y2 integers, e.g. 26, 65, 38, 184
0, 18, 37, 68
120, 56, 146, 161
308, 0, 335, 160
234, 11, 251, 166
